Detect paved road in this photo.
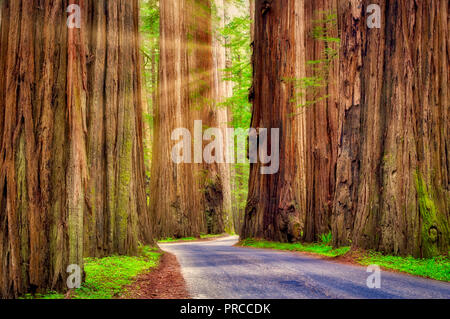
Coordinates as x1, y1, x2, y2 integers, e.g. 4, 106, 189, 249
159, 236, 450, 299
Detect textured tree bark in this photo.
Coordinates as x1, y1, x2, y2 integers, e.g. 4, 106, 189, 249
0, 0, 68, 298
151, 0, 203, 238
302, 0, 339, 243
242, 0, 304, 242
332, 0, 363, 247
191, 0, 223, 235
334, 0, 449, 257
0, 0, 2, 30
0, 0, 151, 298
151, 0, 232, 238
244, 0, 448, 257
242, 0, 339, 242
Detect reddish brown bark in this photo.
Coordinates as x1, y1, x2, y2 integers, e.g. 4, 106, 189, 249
244, 0, 448, 257
242, 0, 304, 241
242, 0, 339, 242
151, 0, 232, 238
303, 0, 339, 243
150, 0, 204, 238
332, 0, 363, 247
0, 0, 151, 298
334, 0, 449, 257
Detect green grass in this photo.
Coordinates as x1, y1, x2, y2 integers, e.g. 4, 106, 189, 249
22, 291, 66, 299
22, 246, 161, 299
200, 233, 226, 239
240, 238, 450, 282
240, 238, 350, 257
74, 246, 161, 299
158, 237, 198, 243
357, 251, 450, 282
158, 233, 226, 243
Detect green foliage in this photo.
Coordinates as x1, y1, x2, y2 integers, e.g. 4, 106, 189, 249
218, 14, 252, 129
217, 9, 252, 226
158, 237, 198, 243
75, 246, 160, 299
140, 0, 160, 176
25, 246, 161, 299
241, 239, 350, 258
158, 233, 225, 243
321, 232, 332, 246
140, 0, 160, 92
200, 233, 226, 239
289, 10, 340, 111
415, 170, 450, 258
21, 291, 65, 300
358, 252, 450, 282
73, 249, 160, 299
140, 0, 159, 37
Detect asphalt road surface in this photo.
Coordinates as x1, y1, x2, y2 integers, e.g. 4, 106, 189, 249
159, 236, 450, 299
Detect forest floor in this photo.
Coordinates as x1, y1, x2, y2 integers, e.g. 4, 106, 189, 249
22, 246, 162, 299
122, 252, 189, 299
160, 236, 450, 299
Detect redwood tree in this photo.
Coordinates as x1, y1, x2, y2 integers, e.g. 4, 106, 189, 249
334, 0, 449, 257
241, 0, 304, 241
151, 0, 232, 238
244, 0, 449, 257
0, 0, 151, 298
302, 0, 339, 243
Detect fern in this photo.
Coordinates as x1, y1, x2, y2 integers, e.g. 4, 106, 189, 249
321, 232, 333, 246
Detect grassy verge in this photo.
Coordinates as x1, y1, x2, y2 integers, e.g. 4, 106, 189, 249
240, 239, 450, 282
23, 246, 161, 299
158, 233, 227, 243
357, 251, 450, 282
240, 238, 351, 257
201, 233, 228, 239
158, 237, 198, 243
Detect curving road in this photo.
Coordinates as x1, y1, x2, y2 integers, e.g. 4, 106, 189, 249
159, 236, 450, 299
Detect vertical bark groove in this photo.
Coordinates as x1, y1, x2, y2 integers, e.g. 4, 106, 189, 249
242, 0, 304, 242
334, 0, 449, 257
0, 0, 151, 298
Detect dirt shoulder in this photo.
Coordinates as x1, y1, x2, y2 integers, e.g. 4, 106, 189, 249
122, 252, 189, 299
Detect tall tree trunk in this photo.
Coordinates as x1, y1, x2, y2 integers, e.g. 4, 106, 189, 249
242, 0, 340, 242
0, 0, 3, 30
151, 0, 232, 238
302, 0, 339, 242
242, 0, 304, 242
151, 0, 204, 238
0, 0, 150, 298
334, 0, 449, 257
210, 0, 233, 234
193, 0, 222, 235
84, 0, 151, 257
332, 0, 363, 247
